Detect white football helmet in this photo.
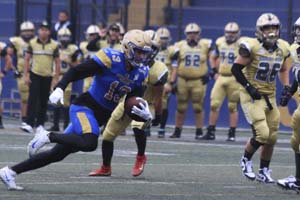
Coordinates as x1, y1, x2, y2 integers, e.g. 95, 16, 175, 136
156, 27, 171, 49
255, 13, 280, 46
20, 21, 35, 41
145, 30, 160, 62
122, 29, 153, 67
293, 17, 300, 43
184, 23, 201, 46
57, 28, 72, 47
224, 22, 240, 43
85, 25, 100, 41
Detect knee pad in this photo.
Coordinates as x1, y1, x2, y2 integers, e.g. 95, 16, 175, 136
228, 102, 238, 112
177, 100, 188, 113
252, 120, 269, 144
192, 102, 202, 113
210, 99, 221, 112
291, 135, 300, 153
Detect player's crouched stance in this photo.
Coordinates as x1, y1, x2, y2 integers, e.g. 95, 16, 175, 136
0, 30, 153, 190
277, 17, 300, 193
231, 13, 291, 183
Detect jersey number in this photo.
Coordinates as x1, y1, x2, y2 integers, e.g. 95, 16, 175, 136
104, 81, 132, 103
255, 62, 281, 82
185, 54, 200, 67
220, 52, 235, 64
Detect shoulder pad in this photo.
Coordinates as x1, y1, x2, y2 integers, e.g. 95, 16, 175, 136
238, 41, 251, 57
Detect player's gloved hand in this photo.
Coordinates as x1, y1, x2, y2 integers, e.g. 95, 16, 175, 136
209, 67, 218, 79
245, 83, 261, 100
49, 87, 64, 105
131, 98, 152, 121
201, 74, 210, 85
151, 114, 161, 126
279, 85, 292, 106
13, 70, 21, 78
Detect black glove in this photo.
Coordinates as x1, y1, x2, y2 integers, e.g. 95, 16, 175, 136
209, 67, 218, 79
13, 70, 22, 78
201, 74, 210, 85
279, 85, 292, 106
245, 83, 261, 100
151, 114, 161, 126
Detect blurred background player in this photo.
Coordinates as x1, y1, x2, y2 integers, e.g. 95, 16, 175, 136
232, 13, 291, 183
48, 28, 81, 131
52, 10, 72, 41
89, 30, 168, 177
277, 17, 300, 192
21, 21, 61, 133
80, 24, 100, 92
116, 22, 125, 40
169, 23, 214, 139
153, 27, 174, 138
7, 21, 35, 126
87, 22, 121, 52
201, 22, 241, 141
0, 41, 13, 129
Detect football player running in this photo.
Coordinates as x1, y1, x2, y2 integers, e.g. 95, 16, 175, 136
0, 30, 153, 190
201, 22, 241, 141
277, 17, 300, 192
231, 13, 291, 183
169, 23, 214, 139
88, 30, 168, 177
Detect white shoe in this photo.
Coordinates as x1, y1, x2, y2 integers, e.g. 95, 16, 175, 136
256, 167, 275, 183
277, 175, 300, 191
20, 123, 33, 133
36, 125, 45, 134
0, 166, 23, 190
27, 129, 50, 157
240, 156, 256, 180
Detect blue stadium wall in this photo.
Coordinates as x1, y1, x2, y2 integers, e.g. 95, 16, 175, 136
1, 0, 300, 131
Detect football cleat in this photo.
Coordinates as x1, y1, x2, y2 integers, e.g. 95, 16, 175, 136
0, 166, 23, 190
240, 156, 256, 180
132, 155, 147, 177
226, 131, 235, 142
20, 123, 33, 133
200, 127, 215, 140
89, 165, 112, 176
256, 167, 275, 183
27, 128, 50, 157
277, 176, 300, 192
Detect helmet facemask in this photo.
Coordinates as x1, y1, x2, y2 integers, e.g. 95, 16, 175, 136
293, 25, 300, 43
259, 25, 280, 46
20, 30, 35, 42
186, 32, 200, 47
225, 31, 240, 44
125, 42, 153, 67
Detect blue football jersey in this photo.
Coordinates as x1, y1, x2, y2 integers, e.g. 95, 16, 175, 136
89, 48, 149, 111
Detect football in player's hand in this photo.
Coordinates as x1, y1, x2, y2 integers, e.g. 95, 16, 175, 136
125, 96, 147, 122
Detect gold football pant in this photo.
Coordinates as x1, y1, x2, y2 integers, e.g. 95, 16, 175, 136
240, 89, 279, 145
210, 75, 239, 112
17, 78, 29, 103
176, 76, 206, 113
291, 105, 300, 153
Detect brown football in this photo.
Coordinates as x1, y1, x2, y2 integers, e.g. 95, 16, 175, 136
124, 96, 147, 122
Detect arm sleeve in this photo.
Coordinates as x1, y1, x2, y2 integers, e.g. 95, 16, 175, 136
154, 71, 168, 86
231, 63, 249, 87
290, 79, 298, 96
71, 49, 82, 62
87, 36, 101, 51
56, 59, 104, 90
